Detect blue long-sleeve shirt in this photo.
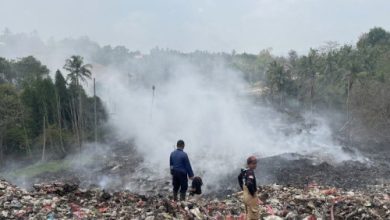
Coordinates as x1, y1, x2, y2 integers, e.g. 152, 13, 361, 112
170, 148, 194, 178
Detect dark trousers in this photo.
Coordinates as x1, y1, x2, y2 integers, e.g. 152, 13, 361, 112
172, 170, 188, 193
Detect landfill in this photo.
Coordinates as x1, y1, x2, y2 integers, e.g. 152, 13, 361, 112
1, 178, 389, 219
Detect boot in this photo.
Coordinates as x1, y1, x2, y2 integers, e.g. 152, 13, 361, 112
180, 193, 186, 201
173, 192, 178, 201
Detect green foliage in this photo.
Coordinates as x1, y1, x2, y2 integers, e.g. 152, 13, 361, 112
64, 55, 92, 84
0, 84, 26, 160
0, 57, 14, 83
55, 70, 72, 129
20, 77, 57, 137
3, 126, 26, 155
357, 27, 390, 49
262, 27, 390, 143
231, 49, 273, 83
12, 56, 49, 88
1, 26, 390, 161
0, 55, 107, 161
83, 96, 107, 139
0, 84, 20, 124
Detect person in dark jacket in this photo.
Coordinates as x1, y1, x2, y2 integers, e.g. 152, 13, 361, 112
238, 156, 259, 220
170, 140, 194, 201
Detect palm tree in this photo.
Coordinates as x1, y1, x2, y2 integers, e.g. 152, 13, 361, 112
64, 55, 92, 85
63, 55, 92, 152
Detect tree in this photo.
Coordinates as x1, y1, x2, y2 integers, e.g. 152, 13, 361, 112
54, 70, 71, 127
0, 57, 14, 84
64, 55, 92, 85
0, 84, 23, 162
63, 55, 92, 151
12, 56, 49, 88
267, 61, 284, 104
295, 49, 320, 113
20, 77, 57, 160
357, 27, 390, 49
54, 70, 68, 153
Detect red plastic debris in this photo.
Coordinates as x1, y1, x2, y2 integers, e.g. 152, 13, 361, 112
73, 210, 85, 219
70, 203, 80, 212
321, 188, 337, 195
98, 207, 109, 213
238, 213, 246, 220
136, 200, 145, 207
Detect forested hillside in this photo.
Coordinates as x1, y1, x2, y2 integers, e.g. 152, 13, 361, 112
1, 27, 389, 164
0, 55, 107, 163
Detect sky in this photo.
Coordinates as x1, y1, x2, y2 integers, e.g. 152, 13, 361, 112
1, 0, 390, 55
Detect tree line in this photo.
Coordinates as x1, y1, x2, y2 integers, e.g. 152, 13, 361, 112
1, 27, 389, 156
262, 27, 390, 145
0, 55, 107, 163
128, 28, 390, 146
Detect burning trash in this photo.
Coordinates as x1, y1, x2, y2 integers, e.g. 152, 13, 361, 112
0, 178, 389, 219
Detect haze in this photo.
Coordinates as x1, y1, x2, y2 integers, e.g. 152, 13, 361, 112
1, 0, 390, 55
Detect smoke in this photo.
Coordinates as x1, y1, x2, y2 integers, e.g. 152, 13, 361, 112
0, 32, 361, 190
93, 55, 358, 189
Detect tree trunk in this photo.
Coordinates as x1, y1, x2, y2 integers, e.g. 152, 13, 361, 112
77, 79, 83, 152
18, 99, 31, 157
279, 76, 284, 107
70, 96, 81, 151
346, 79, 351, 146
94, 78, 97, 148
56, 94, 65, 153
310, 74, 315, 115
346, 73, 354, 146
22, 124, 31, 157
41, 115, 46, 161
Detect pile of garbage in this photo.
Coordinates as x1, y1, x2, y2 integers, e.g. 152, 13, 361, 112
0, 178, 389, 219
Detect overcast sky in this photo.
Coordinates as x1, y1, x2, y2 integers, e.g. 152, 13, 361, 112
1, 0, 390, 55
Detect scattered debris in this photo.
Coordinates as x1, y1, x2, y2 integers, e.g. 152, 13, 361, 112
0, 179, 389, 219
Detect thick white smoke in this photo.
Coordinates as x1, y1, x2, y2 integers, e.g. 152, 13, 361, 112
93, 57, 355, 188
0, 33, 359, 189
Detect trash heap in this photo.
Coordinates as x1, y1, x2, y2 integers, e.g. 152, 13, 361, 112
1, 178, 389, 219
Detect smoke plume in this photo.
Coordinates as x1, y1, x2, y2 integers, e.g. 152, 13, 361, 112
0, 33, 360, 190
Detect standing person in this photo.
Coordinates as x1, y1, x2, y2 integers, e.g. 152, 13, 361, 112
170, 140, 194, 201
238, 156, 259, 219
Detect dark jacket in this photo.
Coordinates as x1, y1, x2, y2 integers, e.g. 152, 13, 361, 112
238, 168, 257, 196
170, 148, 194, 178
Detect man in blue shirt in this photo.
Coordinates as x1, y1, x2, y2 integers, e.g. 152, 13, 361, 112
170, 140, 194, 201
